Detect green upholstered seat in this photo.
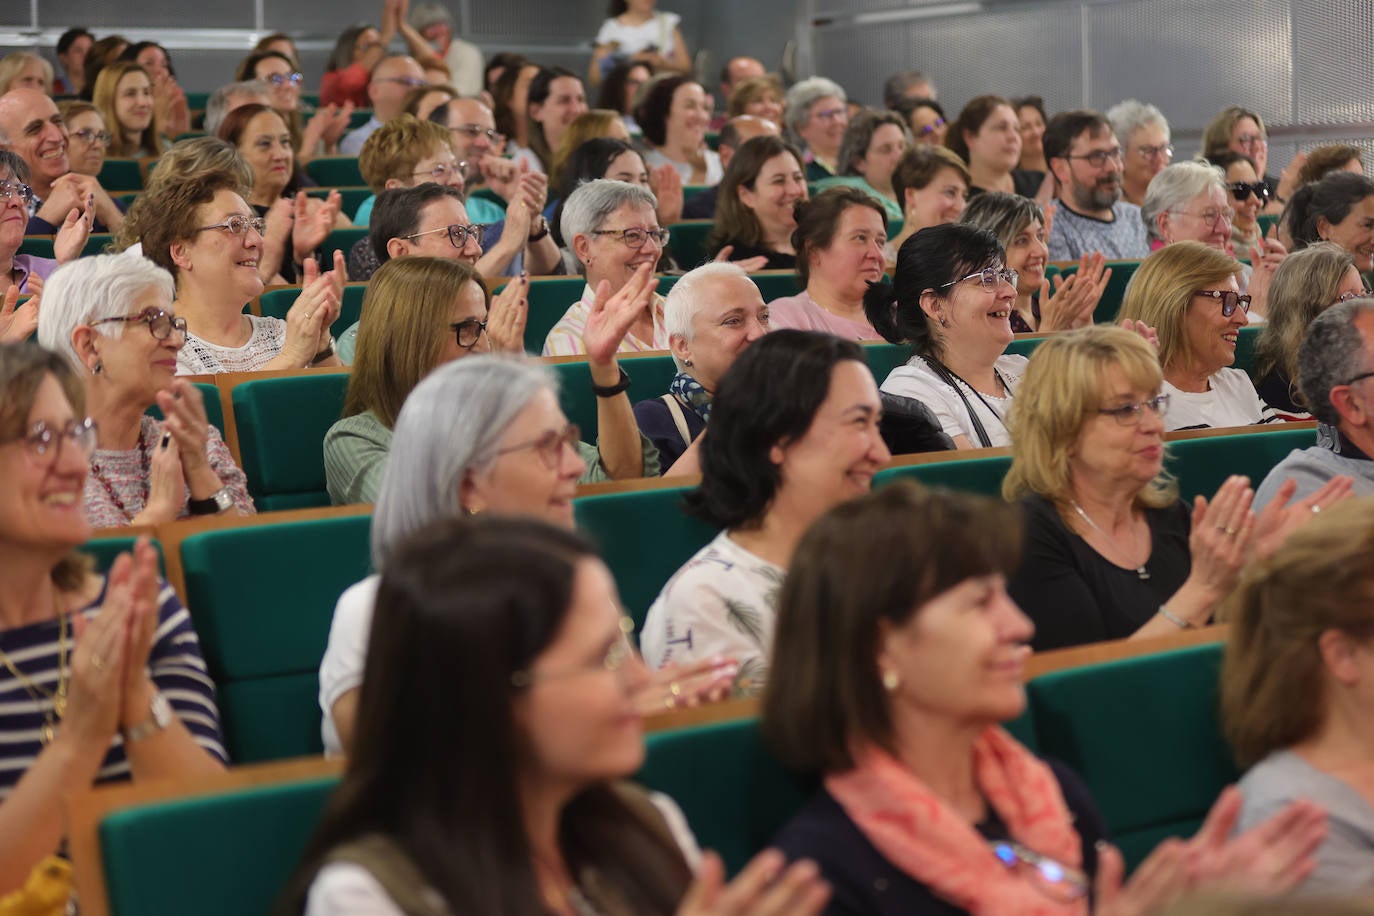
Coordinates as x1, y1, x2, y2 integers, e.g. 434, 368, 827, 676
574, 484, 711, 628
97, 158, 143, 191
1233, 324, 1261, 376
320, 227, 370, 265
1026, 643, 1237, 868
1167, 425, 1317, 502
749, 272, 803, 302
231, 373, 350, 510
1051, 259, 1142, 324
18, 233, 114, 260
861, 341, 911, 386
305, 185, 373, 222
511, 275, 681, 355
80, 536, 166, 576
553, 352, 680, 441
179, 514, 372, 762
99, 773, 339, 915
145, 382, 223, 439
1005, 335, 1048, 359
667, 220, 714, 269
305, 156, 365, 188
875, 454, 1013, 499
347, 108, 374, 130
258, 283, 367, 340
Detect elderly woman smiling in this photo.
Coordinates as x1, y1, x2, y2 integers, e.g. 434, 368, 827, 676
632, 263, 769, 470
544, 178, 670, 356
37, 255, 254, 527
1106, 99, 1173, 207
785, 77, 848, 181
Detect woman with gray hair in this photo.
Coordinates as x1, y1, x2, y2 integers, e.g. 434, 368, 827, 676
812, 109, 911, 220
1106, 99, 1172, 206
784, 77, 849, 181
545, 178, 670, 355
36, 255, 254, 527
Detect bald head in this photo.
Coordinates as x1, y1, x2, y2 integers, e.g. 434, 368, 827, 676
720, 57, 766, 96
369, 55, 425, 121
718, 114, 781, 169
0, 89, 69, 195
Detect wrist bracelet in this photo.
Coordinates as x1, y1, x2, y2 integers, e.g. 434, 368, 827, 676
528, 217, 550, 243
1158, 605, 1192, 630
591, 365, 631, 398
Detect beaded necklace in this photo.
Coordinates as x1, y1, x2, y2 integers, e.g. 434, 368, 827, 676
89, 432, 151, 522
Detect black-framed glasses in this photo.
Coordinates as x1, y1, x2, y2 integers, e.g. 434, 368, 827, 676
89, 308, 188, 342
591, 227, 670, 249
403, 222, 484, 249
510, 616, 636, 688
411, 160, 467, 183
1134, 143, 1174, 161
449, 317, 488, 349
0, 179, 35, 206
9, 417, 98, 462
70, 127, 114, 147
1343, 370, 1374, 387
450, 123, 505, 145
939, 266, 1018, 292
194, 214, 267, 237
1228, 181, 1270, 203
1099, 393, 1170, 425
1065, 147, 1123, 168
1195, 289, 1251, 317
493, 423, 581, 470
263, 72, 303, 87
992, 841, 1088, 903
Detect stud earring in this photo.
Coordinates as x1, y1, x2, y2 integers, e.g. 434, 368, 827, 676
92, 360, 103, 375
684, 358, 693, 367
881, 670, 900, 692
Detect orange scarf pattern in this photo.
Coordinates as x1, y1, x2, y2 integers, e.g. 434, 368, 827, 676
825, 726, 1087, 915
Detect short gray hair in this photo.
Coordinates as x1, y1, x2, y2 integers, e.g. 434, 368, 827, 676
1106, 99, 1170, 148
664, 262, 753, 370
409, 1, 453, 30
370, 355, 556, 567
1141, 160, 1225, 242
0, 148, 30, 183
784, 77, 846, 137
37, 254, 176, 373
1298, 299, 1374, 426
204, 80, 271, 137
559, 178, 658, 274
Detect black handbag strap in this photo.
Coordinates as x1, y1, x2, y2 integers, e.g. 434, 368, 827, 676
920, 357, 1008, 449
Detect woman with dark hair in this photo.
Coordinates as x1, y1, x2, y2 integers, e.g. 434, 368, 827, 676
705, 135, 807, 270
121, 41, 189, 139
893, 96, 948, 148
597, 58, 654, 133
766, 479, 1328, 913
638, 74, 722, 185
321, 22, 393, 108
589, 0, 692, 86
1014, 95, 1048, 173
1206, 151, 1268, 255
290, 514, 825, 914
812, 110, 912, 220
514, 67, 590, 175
237, 50, 351, 166
641, 329, 891, 693
492, 60, 541, 151
768, 187, 888, 340
884, 145, 969, 261
1286, 171, 1374, 275
92, 62, 164, 158
946, 95, 1042, 198
549, 138, 676, 251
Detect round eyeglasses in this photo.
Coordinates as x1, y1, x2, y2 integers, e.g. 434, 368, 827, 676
492, 423, 581, 470
1134, 143, 1174, 161
412, 161, 468, 184
0, 179, 35, 207
89, 308, 189, 342
262, 72, 303, 87
1194, 289, 1251, 317
1098, 393, 1170, 425
590, 227, 670, 249
939, 266, 1019, 292
8, 417, 99, 462
403, 222, 484, 249
193, 215, 267, 237
449, 317, 488, 349
450, 123, 506, 146
70, 128, 114, 147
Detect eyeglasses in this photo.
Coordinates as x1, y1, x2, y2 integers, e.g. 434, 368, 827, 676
591, 227, 670, 249
375, 76, 427, 89
1134, 143, 1174, 161
1172, 206, 1235, 227
510, 616, 636, 688
194, 214, 267, 237
449, 317, 487, 349
1233, 133, 1267, 150
450, 123, 505, 145
89, 308, 188, 342
262, 72, 303, 87
1228, 181, 1270, 203
1098, 393, 1170, 425
8, 417, 98, 462
411, 160, 467, 183
0, 179, 35, 206
1065, 147, 1124, 168
1343, 370, 1374, 387
939, 266, 1019, 292
403, 222, 484, 248
812, 106, 847, 122
70, 127, 114, 147
916, 118, 946, 136
1336, 289, 1372, 303
1195, 289, 1251, 317
992, 841, 1088, 903
493, 423, 581, 470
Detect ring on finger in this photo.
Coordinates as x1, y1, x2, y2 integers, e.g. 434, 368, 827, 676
1312, 504, 1322, 514
1224, 526, 1238, 536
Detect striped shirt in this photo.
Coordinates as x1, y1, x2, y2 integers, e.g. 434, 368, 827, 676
0, 578, 228, 798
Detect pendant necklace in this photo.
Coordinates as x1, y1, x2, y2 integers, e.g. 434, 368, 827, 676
1070, 501, 1150, 581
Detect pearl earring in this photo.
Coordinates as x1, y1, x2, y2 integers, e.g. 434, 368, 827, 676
882, 670, 900, 692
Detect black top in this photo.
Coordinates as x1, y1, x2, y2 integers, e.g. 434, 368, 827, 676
968, 169, 1045, 200
632, 394, 707, 471
1254, 366, 1303, 415
705, 239, 797, 271
1007, 493, 1193, 652
682, 184, 720, 220
772, 760, 1106, 916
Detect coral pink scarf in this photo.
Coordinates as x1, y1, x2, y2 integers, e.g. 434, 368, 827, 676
825, 726, 1087, 915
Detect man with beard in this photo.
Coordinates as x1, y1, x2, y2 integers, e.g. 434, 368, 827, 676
1044, 109, 1149, 261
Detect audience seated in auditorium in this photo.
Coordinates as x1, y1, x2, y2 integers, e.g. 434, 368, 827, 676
52, 28, 94, 96
1003, 324, 1348, 650
514, 67, 590, 175
92, 62, 165, 159
38, 255, 254, 526
236, 50, 351, 165
765, 478, 1327, 912
0, 150, 90, 299
811, 110, 911, 222
785, 77, 848, 182
1013, 95, 1047, 173
0, 52, 53, 97
1106, 99, 1173, 208
961, 192, 1108, 333
704, 134, 805, 269
597, 58, 654, 135
55, 101, 109, 179
947, 95, 1042, 200
638, 74, 721, 186
1251, 242, 1362, 417
633, 263, 769, 470
868, 223, 1025, 447
642, 330, 890, 692
712, 55, 766, 129
119, 41, 189, 139
1285, 171, 1374, 278
339, 55, 427, 156
767, 188, 885, 340
409, 1, 484, 95
111, 136, 245, 254
1043, 109, 1149, 261
1119, 242, 1279, 429
884, 144, 968, 260
1201, 106, 1292, 213
682, 114, 781, 221
352, 113, 467, 228
322, 11, 397, 109
0, 342, 226, 899
1255, 300, 1374, 507
728, 75, 784, 128
1206, 151, 1268, 254
202, 79, 272, 138
549, 110, 633, 188
894, 96, 948, 149
427, 94, 516, 214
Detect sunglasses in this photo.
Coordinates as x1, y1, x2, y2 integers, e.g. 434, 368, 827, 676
1195, 289, 1251, 317
1227, 181, 1270, 203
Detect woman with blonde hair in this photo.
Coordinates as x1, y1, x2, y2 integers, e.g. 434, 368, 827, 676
1201, 106, 1292, 211
92, 61, 164, 158
727, 75, 784, 124
549, 108, 633, 190
0, 51, 53, 95
1223, 497, 1374, 894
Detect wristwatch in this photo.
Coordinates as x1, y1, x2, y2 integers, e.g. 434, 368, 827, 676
188, 486, 235, 515
591, 365, 632, 398
311, 335, 337, 366
124, 692, 172, 743
527, 216, 550, 243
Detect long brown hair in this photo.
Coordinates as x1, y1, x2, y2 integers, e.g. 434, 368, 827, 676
707, 134, 803, 253
93, 61, 162, 158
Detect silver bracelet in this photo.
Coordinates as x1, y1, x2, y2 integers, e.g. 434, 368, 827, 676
1158, 605, 1192, 630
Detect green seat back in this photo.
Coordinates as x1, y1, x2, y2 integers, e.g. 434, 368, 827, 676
184, 92, 210, 110
145, 382, 223, 440
750, 272, 803, 302
97, 158, 143, 191
1027, 643, 1237, 868
704, 132, 720, 152
574, 485, 712, 627
514, 275, 680, 355
320, 227, 370, 266
258, 283, 367, 340
180, 514, 373, 761
861, 342, 911, 385
1005, 335, 1049, 359
875, 453, 1013, 498
231, 374, 350, 510
468, 186, 507, 208
100, 774, 339, 915
1054, 260, 1141, 324
1256, 213, 1280, 238
552, 353, 679, 440
1233, 324, 1262, 376
19, 234, 114, 260
682, 184, 711, 208
668, 220, 714, 269
347, 108, 374, 130
1168, 426, 1316, 502
305, 156, 365, 188
305, 186, 372, 222
81, 536, 166, 576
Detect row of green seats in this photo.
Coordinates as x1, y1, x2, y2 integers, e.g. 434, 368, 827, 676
19, 233, 115, 260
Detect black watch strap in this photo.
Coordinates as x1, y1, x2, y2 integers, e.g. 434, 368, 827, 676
591, 366, 631, 398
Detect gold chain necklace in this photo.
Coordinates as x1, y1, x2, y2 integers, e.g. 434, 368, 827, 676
0, 593, 71, 745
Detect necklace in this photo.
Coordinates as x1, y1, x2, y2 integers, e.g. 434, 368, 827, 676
89, 432, 151, 523
0, 598, 71, 744
1070, 500, 1150, 581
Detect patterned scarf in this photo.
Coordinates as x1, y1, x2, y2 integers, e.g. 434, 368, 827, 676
668, 371, 713, 422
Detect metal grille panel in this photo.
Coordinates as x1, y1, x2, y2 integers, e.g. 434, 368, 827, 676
1290, 0, 1374, 125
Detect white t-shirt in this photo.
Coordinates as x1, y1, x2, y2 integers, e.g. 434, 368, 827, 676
318, 575, 379, 755
880, 354, 1028, 448
640, 530, 784, 695
1162, 368, 1279, 430
643, 147, 723, 186
594, 12, 681, 57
